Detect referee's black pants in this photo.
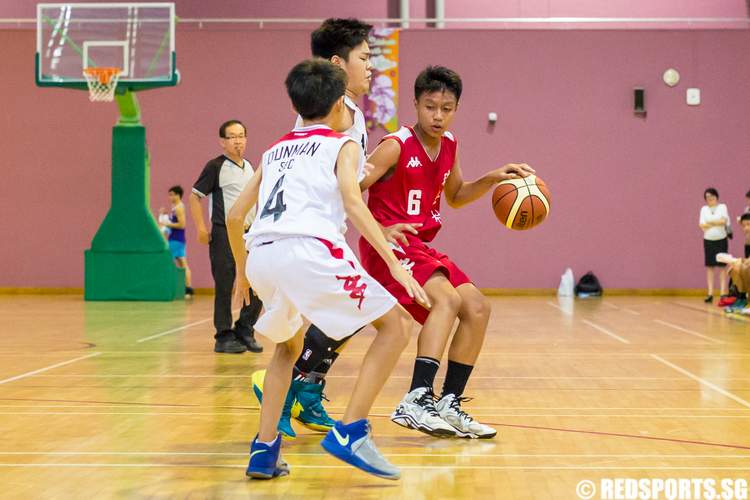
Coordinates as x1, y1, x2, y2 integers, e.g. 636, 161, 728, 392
209, 224, 262, 340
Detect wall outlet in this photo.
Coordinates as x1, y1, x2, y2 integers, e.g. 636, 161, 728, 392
686, 88, 701, 106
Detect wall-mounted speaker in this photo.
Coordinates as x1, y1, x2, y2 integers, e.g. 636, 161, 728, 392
634, 87, 646, 117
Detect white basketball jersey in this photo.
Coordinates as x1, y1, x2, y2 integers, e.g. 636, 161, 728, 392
244, 125, 362, 247
295, 96, 367, 180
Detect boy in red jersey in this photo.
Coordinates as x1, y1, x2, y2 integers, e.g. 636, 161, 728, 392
360, 66, 535, 438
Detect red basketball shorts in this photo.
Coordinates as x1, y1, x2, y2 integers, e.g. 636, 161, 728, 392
359, 235, 472, 324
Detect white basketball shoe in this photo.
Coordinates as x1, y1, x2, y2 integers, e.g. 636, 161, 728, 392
391, 387, 457, 437
436, 393, 497, 439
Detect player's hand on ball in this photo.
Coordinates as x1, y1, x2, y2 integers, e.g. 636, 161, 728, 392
197, 228, 211, 245
383, 223, 422, 247
494, 163, 535, 181
388, 262, 431, 309
233, 274, 251, 309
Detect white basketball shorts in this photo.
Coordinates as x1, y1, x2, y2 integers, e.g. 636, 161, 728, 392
246, 236, 397, 343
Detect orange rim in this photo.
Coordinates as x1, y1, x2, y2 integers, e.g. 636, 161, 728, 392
83, 67, 121, 85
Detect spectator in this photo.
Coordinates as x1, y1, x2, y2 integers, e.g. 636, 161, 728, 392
699, 187, 730, 303
738, 190, 750, 258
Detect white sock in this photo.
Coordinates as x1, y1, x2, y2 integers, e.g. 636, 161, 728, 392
257, 435, 278, 447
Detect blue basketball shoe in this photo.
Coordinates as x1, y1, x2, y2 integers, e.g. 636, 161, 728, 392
246, 434, 290, 479
321, 419, 400, 480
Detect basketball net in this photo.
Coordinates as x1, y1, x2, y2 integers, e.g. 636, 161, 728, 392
82, 67, 122, 102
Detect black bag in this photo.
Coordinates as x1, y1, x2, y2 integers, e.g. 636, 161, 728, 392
575, 271, 603, 296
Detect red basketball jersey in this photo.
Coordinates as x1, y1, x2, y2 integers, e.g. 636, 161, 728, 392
366, 126, 457, 242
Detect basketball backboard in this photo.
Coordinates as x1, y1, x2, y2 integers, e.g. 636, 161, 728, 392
36, 3, 177, 91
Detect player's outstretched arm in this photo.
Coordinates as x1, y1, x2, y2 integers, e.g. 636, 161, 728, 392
363, 138, 421, 245
360, 138, 400, 191
337, 141, 431, 309
226, 168, 263, 307
444, 155, 535, 209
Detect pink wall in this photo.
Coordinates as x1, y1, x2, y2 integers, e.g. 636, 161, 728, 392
2, 28, 750, 289
2, 1, 396, 20
1, 0, 746, 21
446, 0, 748, 18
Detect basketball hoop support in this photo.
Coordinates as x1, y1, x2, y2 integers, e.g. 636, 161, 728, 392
114, 90, 141, 126
84, 87, 184, 301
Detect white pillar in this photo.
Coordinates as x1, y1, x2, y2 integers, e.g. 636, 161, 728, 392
400, 0, 410, 28
435, 0, 445, 29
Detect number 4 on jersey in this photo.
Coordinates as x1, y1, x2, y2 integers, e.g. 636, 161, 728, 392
260, 174, 287, 222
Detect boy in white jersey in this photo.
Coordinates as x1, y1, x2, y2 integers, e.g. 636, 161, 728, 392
227, 60, 429, 480
251, 18, 376, 438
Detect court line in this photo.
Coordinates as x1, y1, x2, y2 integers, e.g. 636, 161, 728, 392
0, 411, 747, 419
0, 353, 102, 386
545, 301, 572, 315
581, 319, 631, 344
135, 317, 213, 343
491, 422, 750, 451
5, 351, 750, 358
3, 451, 750, 459
650, 354, 750, 410
668, 301, 749, 322
622, 308, 641, 316
29, 374, 715, 381
34, 373, 750, 382
653, 319, 725, 344
2, 404, 747, 411
1, 463, 750, 471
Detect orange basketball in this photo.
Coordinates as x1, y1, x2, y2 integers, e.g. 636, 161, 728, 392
492, 175, 551, 230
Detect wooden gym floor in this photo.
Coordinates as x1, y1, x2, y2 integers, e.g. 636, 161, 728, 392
0, 295, 748, 499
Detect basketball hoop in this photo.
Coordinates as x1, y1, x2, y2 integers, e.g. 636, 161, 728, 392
82, 67, 122, 102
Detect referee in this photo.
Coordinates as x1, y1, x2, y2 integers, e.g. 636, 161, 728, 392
189, 120, 263, 354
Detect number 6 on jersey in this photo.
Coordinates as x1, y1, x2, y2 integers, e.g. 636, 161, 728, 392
407, 189, 422, 215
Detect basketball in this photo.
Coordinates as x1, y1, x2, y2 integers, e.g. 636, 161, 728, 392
492, 175, 551, 230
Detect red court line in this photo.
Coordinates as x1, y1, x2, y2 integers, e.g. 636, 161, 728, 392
0, 397, 206, 408
489, 421, 750, 451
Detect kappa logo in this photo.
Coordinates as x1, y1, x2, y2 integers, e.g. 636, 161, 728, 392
400, 258, 415, 275
406, 156, 422, 168
336, 274, 367, 309
388, 241, 406, 255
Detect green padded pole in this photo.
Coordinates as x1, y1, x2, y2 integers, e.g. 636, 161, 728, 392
84, 89, 184, 301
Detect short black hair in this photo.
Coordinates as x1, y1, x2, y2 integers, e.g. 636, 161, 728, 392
745, 189, 750, 198
168, 185, 183, 198
414, 65, 463, 102
311, 18, 373, 61
219, 120, 246, 138
704, 187, 719, 199
741, 213, 750, 223
285, 59, 347, 120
